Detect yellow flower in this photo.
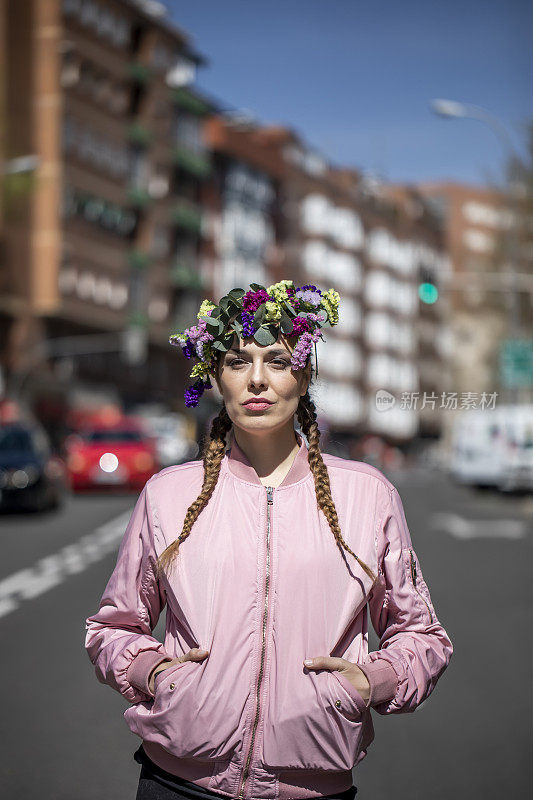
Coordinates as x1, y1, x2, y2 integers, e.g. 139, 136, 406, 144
322, 289, 340, 325
190, 361, 211, 379
197, 299, 216, 319
264, 301, 282, 321
266, 280, 294, 303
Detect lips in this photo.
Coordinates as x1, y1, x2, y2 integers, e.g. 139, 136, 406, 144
242, 400, 273, 407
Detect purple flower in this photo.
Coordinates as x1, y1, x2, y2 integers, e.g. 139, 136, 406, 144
180, 337, 196, 359
295, 284, 322, 307
290, 316, 313, 335
242, 289, 271, 314
184, 377, 212, 408
290, 329, 321, 370
240, 310, 255, 338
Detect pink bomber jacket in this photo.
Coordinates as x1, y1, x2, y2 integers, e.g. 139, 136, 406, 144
85, 432, 453, 800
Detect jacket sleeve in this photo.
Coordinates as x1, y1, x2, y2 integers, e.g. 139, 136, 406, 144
356, 483, 453, 713
84, 479, 173, 704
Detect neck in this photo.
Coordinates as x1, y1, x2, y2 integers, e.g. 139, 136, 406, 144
231, 424, 301, 482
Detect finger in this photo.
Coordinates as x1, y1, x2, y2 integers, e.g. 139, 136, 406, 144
186, 647, 209, 661
303, 656, 346, 671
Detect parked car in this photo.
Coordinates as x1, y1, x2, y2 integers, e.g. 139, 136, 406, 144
0, 421, 68, 511
134, 412, 196, 467
64, 418, 160, 492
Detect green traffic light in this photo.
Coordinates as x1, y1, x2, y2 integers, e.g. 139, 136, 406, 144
418, 282, 439, 304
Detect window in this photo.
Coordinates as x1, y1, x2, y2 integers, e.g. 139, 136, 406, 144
174, 112, 205, 154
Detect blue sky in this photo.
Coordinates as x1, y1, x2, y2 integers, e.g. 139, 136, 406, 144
167, 0, 532, 187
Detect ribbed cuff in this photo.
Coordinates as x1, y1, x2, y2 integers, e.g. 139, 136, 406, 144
357, 659, 399, 707
126, 650, 173, 697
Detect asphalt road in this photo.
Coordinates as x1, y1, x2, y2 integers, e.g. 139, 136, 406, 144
0, 469, 530, 800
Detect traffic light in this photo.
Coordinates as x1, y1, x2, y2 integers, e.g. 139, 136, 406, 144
418, 266, 439, 304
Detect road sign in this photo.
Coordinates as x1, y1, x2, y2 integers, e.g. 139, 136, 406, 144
499, 339, 533, 388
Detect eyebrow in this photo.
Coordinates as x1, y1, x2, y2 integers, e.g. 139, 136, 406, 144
227, 348, 289, 356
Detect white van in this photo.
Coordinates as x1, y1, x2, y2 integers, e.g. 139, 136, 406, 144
450, 404, 533, 492
498, 404, 533, 492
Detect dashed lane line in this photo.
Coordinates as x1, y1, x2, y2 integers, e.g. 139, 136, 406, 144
0, 508, 133, 619
430, 512, 529, 540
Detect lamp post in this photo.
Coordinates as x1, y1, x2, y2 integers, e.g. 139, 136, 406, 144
430, 98, 523, 401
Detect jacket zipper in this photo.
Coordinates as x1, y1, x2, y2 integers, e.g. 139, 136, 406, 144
237, 485, 274, 800
408, 548, 434, 623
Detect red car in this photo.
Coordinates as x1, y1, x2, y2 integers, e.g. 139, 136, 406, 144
64, 418, 160, 492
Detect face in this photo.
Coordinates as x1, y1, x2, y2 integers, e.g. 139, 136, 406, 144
213, 331, 311, 436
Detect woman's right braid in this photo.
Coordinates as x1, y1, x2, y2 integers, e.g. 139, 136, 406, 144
154, 404, 233, 581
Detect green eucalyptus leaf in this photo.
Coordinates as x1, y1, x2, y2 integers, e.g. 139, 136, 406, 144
221, 331, 235, 348
228, 288, 245, 299
253, 305, 266, 327
279, 309, 294, 334
226, 300, 240, 317
249, 282, 266, 292
254, 326, 276, 346
204, 316, 223, 334
282, 300, 298, 317
266, 323, 279, 339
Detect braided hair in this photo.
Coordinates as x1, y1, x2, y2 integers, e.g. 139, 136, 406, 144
155, 373, 377, 585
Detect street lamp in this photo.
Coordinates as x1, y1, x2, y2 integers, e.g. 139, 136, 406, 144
430, 98, 523, 400
430, 99, 517, 167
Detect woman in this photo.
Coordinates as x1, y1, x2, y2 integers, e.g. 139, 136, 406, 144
85, 280, 453, 800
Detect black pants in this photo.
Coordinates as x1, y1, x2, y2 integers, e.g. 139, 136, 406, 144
134, 746, 358, 800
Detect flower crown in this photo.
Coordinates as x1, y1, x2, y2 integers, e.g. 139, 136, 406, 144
168, 279, 340, 407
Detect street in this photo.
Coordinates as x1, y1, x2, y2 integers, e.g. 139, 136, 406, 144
0, 469, 530, 799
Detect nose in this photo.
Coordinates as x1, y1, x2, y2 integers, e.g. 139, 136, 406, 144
249, 359, 268, 390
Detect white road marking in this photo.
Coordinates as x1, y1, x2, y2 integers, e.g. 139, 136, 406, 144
0, 508, 133, 619
430, 512, 528, 540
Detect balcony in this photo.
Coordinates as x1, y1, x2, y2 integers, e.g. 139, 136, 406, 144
127, 249, 150, 270
173, 146, 211, 179
127, 123, 152, 147
126, 185, 153, 208
128, 62, 152, 84
127, 310, 149, 328
171, 87, 210, 116
169, 262, 205, 290
170, 199, 203, 235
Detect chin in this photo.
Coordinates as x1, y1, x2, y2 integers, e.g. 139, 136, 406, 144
236, 416, 279, 433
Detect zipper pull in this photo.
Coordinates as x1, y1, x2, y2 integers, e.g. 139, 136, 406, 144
266, 486, 274, 503
409, 549, 417, 583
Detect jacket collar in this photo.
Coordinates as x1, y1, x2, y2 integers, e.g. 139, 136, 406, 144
225, 430, 311, 487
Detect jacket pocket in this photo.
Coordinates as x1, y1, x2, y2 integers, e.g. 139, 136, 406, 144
124, 656, 244, 762
152, 658, 190, 695
329, 670, 368, 718
260, 669, 371, 772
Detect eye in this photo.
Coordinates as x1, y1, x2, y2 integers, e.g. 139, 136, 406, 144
228, 358, 245, 367
271, 359, 289, 368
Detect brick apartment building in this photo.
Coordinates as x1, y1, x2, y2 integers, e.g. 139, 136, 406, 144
204, 119, 449, 443
0, 0, 452, 450
416, 181, 533, 403
1, 0, 216, 425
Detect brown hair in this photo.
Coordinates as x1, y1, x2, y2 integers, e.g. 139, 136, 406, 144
155, 358, 377, 585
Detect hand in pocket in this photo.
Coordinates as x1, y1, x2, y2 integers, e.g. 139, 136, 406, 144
149, 647, 209, 694
303, 655, 370, 702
